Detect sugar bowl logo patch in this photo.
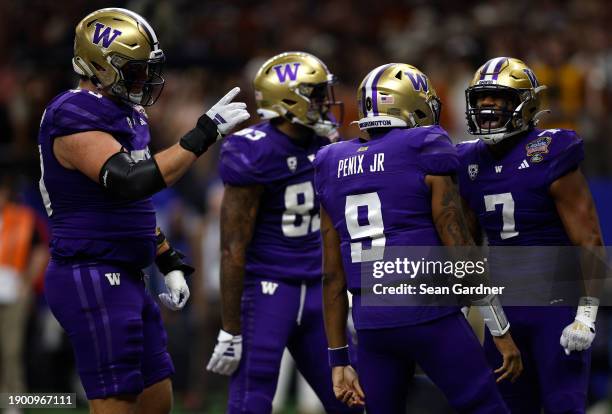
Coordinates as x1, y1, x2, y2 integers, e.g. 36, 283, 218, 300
526, 136, 551, 163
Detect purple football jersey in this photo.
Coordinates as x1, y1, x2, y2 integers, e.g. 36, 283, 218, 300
457, 128, 585, 301
219, 122, 329, 282
314, 125, 461, 329
456, 128, 583, 247
38, 89, 157, 268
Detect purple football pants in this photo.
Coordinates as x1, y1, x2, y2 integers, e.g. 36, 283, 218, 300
44, 260, 174, 399
356, 311, 509, 414
484, 307, 590, 413
227, 276, 361, 413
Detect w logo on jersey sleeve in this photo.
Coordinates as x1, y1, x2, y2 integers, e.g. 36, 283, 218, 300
260, 281, 279, 295
92, 23, 122, 48
273, 63, 300, 83
104, 272, 121, 286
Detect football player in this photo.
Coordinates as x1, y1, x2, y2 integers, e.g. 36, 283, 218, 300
39, 8, 249, 414
314, 63, 521, 413
457, 57, 606, 413
207, 51, 360, 413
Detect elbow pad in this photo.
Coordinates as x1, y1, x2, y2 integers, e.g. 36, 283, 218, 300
99, 151, 166, 200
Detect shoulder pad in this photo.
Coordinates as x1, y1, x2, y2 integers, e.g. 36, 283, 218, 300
531, 129, 584, 183
417, 127, 459, 175
219, 130, 270, 186
49, 90, 127, 138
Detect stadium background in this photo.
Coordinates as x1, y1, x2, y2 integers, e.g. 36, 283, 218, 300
0, 0, 610, 412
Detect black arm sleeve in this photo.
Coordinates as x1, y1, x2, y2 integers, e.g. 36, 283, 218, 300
99, 151, 167, 200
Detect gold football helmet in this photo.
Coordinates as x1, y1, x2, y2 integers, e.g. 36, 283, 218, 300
356, 63, 441, 130
72, 8, 165, 106
253, 51, 342, 137
466, 57, 548, 144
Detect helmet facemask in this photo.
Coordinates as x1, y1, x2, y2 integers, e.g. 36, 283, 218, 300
421, 94, 442, 126
465, 85, 531, 144
108, 53, 165, 107
291, 76, 344, 139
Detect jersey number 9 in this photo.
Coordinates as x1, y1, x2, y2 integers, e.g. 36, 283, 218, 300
345, 192, 386, 263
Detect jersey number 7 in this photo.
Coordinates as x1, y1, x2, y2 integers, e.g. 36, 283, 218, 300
484, 192, 519, 240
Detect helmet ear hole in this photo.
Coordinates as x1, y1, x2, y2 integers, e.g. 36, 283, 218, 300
282, 99, 297, 106
414, 109, 427, 119
91, 61, 106, 71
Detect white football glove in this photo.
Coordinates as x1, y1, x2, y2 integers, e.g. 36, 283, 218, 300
560, 296, 598, 355
206, 87, 250, 138
206, 329, 243, 376
158, 270, 190, 310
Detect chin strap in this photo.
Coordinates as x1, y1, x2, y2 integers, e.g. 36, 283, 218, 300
256, 108, 281, 120
258, 106, 339, 139
294, 117, 338, 139
283, 110, 338, 139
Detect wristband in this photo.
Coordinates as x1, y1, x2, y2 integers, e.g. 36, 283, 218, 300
179, 114, 221, 156
472, 294, 510, 337
218, 329, 241, 342
575, 296, 599, 329
155, 248, 195, 276
328, 345, 350, 367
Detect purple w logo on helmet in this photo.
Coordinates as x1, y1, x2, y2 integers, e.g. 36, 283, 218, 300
273, 63, 300, 83
404, 72, 429, 92
92, 23, 122, 48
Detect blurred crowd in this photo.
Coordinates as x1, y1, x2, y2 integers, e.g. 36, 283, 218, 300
0, 0, 611, 412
